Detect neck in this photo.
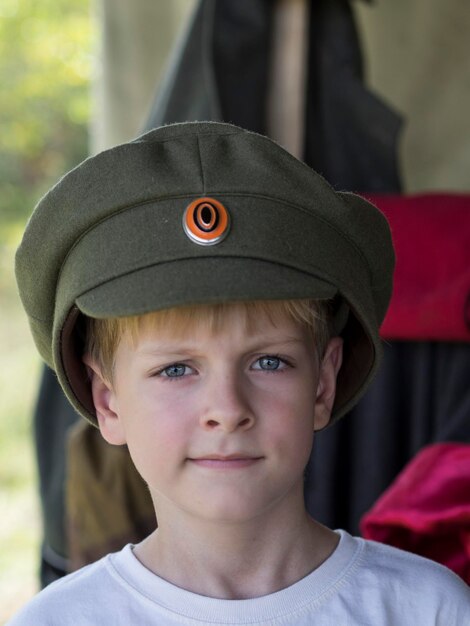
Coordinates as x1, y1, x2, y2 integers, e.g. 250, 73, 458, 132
133, 490, 338, 599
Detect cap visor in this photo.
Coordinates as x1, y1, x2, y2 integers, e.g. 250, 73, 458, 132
75, 257, 337, 318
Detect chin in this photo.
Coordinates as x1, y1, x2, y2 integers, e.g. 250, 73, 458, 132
196, 493, 284, 525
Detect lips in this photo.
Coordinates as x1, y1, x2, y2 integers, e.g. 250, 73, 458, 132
188, 454, 263, 469
191, 454, 260, 461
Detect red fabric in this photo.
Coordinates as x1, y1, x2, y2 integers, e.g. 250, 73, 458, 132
363, 193, 470, 342
360, 443, 470, 584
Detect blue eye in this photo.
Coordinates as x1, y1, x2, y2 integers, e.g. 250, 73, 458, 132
254, 356, 282, 371
161, 364, 187, 378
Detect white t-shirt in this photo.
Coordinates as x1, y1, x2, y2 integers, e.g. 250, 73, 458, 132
7, 531, 470, 625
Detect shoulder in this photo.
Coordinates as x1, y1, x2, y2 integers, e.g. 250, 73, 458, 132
7, 550, 123, 625
360, 535, 466, 585
343, 533, 470, 623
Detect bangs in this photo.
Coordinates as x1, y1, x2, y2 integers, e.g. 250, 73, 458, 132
85, 299, 332, 382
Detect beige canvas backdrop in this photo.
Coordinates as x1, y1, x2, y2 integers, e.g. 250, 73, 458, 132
353, 0, 470, 193
91, 0, 195, 153
92, 0, 470, 193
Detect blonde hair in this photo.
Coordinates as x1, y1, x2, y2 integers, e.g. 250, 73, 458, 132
85, 299, 332, 382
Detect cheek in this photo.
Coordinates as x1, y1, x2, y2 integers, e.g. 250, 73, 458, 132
117, 387, 195, 468
256, 377, 316, 458
124, 415, 190, 491
127, 410, 190, 454
256, 373, 316, 421
269, 417, 315, 459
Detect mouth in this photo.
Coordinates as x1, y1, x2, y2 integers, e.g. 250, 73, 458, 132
188, 454, 263, 469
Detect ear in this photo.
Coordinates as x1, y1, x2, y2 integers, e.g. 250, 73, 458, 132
83, 355, 127, 445
313, 337, 343, 431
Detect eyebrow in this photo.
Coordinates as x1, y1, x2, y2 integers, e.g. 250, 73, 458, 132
135, 346, 194, 358
245, 336, 305, 351
135, 336, 305, 357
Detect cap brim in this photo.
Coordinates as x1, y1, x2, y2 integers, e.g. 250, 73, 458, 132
75, 257, 337, 318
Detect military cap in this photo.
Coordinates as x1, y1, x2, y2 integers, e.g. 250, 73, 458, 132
15, 121, 394, 426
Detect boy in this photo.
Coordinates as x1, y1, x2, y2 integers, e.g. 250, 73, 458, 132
11, 122, 469, 624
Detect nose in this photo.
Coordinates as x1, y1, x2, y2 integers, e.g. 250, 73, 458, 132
200, 370, 255, 433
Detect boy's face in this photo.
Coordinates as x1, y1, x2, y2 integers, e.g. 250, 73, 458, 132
88, 307, 342, 525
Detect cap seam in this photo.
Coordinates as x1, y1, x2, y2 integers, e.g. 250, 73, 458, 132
132, 127, 243, 147
83, 128, 244, 169
196, 135, 206, 194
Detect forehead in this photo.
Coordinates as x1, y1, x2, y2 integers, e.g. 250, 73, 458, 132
124, 302, 311, 346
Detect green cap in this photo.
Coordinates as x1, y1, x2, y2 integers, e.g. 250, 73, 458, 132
16, 121, 394, 426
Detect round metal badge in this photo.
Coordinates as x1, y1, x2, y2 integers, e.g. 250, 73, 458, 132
183, 197, 230, 245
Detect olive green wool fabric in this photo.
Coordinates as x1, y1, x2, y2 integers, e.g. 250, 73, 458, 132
15, 121, 395, 425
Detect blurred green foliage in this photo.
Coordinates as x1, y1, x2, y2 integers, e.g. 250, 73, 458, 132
0, 0, 93, 227
0, 3, 93, 618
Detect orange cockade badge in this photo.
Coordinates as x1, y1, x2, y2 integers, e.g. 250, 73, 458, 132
183, 197, 230, 245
